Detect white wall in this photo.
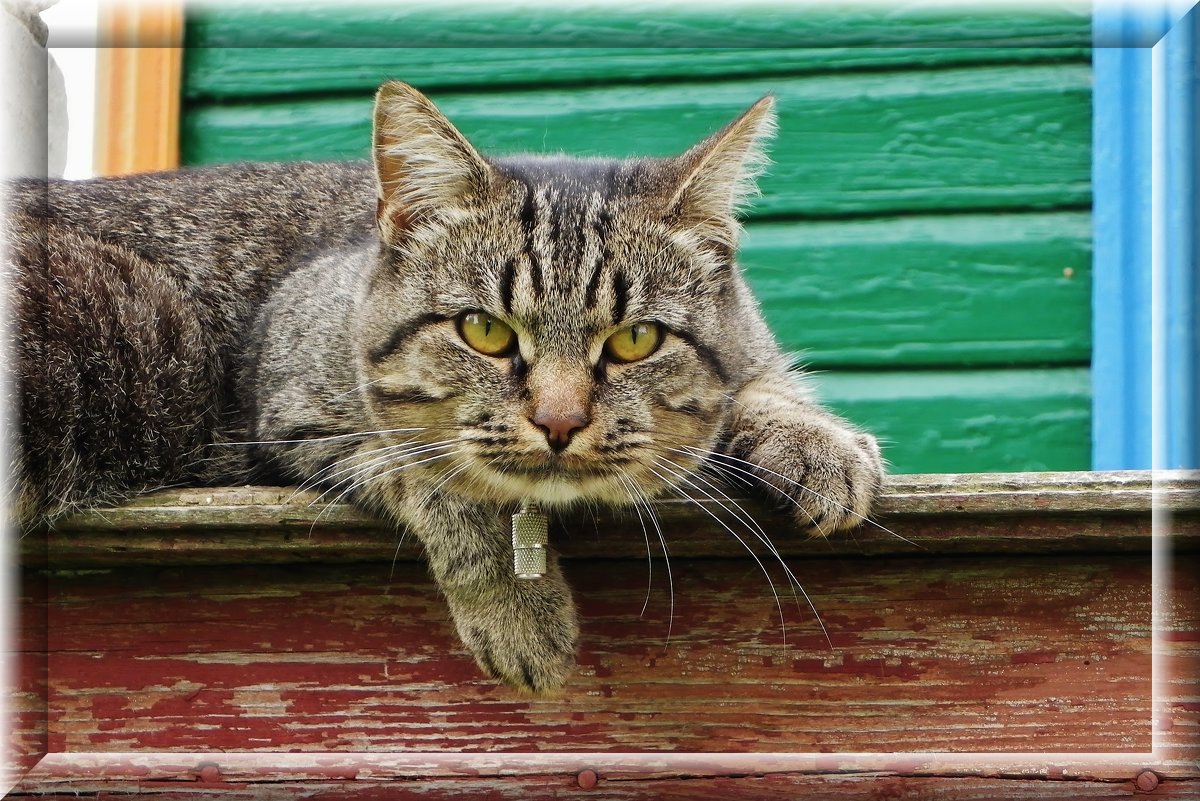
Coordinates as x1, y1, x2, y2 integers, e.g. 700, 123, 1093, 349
43, 0, 100, 179
1, 0, 63, 178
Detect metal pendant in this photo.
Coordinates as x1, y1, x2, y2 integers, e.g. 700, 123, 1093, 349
511, 499, 548, 580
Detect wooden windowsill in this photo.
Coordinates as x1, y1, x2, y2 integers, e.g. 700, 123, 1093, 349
27, 470, 1199, 567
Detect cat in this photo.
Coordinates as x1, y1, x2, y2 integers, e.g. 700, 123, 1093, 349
6, 81, 884, 693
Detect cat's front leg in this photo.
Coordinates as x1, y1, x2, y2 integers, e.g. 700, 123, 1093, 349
723, 371, 885, 535
375, 486, 579, 693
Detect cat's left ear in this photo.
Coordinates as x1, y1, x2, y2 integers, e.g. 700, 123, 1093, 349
665, 95, 777, 248
372, 81, 495, 243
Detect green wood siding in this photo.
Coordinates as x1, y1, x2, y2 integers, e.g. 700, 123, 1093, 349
184, 4, 1091, 49
179, 6, 1092, 474
183, 46, 1093, 98
182, 67, 1092, 218
816, 369, 1091, 474
742, 213, 1090, 367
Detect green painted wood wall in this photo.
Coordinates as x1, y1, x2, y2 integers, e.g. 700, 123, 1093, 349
179, 4, 1093, 474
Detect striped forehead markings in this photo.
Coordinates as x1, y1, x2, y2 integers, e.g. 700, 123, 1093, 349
499, 256, 517, 316
518, 180, 546, 298
506, 172, 634, 321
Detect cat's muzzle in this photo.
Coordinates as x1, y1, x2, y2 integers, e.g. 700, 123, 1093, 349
512, 500, 548, 580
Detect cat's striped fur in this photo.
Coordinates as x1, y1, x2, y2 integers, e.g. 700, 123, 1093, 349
8, 82, 883, 692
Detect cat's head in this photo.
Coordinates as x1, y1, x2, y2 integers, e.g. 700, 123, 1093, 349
356, 81, 780, 508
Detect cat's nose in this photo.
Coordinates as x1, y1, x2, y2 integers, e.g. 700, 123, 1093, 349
531, 410, 590, 452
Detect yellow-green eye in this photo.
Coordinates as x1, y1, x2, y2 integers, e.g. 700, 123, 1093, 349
604, 322, 663, 363
458, 311, 517, 356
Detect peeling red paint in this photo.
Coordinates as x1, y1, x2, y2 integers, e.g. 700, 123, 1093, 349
33, 553, 1163, 754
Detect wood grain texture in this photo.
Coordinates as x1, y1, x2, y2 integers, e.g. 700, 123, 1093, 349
34, 471, 1196, 567
17, 752, 1200, 784
182, 3, 1091, 49
40, 554, 1152, 754
15, 554, 1198, 797
179, 65, 1091, 219
15, 772, 1200, 800
814, 368, 1091, 474
182, 46, 1092, 99
743, 212, 1091, 368
95, 2, 183, 176
8, 565, 48, 789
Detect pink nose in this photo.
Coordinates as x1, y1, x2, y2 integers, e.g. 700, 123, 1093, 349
531, 410, 589, 452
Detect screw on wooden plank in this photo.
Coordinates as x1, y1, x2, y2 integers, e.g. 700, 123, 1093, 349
576, 769, 598, 789
1135, 770, 1160, 793
197, 763, 221, 783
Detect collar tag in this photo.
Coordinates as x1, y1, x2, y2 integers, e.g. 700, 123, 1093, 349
512, 500, 548, 580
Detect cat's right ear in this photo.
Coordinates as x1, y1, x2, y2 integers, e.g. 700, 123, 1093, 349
372, 81, 495, 243
662, 95, 777, 250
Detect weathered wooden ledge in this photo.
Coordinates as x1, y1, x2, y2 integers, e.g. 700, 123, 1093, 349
16, 469, 1198, 763
26, 469, 1200, 566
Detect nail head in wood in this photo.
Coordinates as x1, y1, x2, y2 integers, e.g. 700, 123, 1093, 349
198, 763, 221, 783
1135, 770, 1160, 792
577, 769, 598, 789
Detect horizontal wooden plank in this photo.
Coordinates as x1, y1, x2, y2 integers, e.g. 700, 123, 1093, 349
182, 46, 1092, 99
16, 545, 1199, 789
31, 507, 1176, 568
183, 3, 1091, 49
52, 470, 1187, 527
813, 368, 1092, 474
15, 773, 1200, 800
19, 752, 1200, 787
181, 64, 1092, 218
31, 471, 1199, 567
38, 554, 1152, 753
743, 212, 1091, 367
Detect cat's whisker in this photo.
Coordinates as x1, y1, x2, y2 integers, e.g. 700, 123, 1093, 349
617, 474, 656, 618
416, 454, 479, 512
638, 482, 675, 649
306, 449, 463, 536
288, 442, 420, 507
617, 472, 674, 647
647, 456, 793, 649
318, 376, 389, 408
215, 426, 433, 448
391, 454, 477, 581
298, 439, 456, 514
297, 438, 456, 501
287, 437, 426, 500
661, 443, 817, 531
337, 449, 463, 500
657, 453, 825, 647
307, 443, 458, 513
679, 445, 922, 550
682, 460, 831, 649
665, 445, 823, 534
665, 443, 753, 491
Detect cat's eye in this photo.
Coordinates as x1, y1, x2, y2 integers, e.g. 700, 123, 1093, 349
458, 311, 517, 357
604, 322, 663, 364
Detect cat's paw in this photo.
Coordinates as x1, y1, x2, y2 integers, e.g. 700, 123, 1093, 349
732, 420, 884, 536
448, 569, 579, 694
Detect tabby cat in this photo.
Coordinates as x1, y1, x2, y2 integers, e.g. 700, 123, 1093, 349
7, 82, 883, 692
